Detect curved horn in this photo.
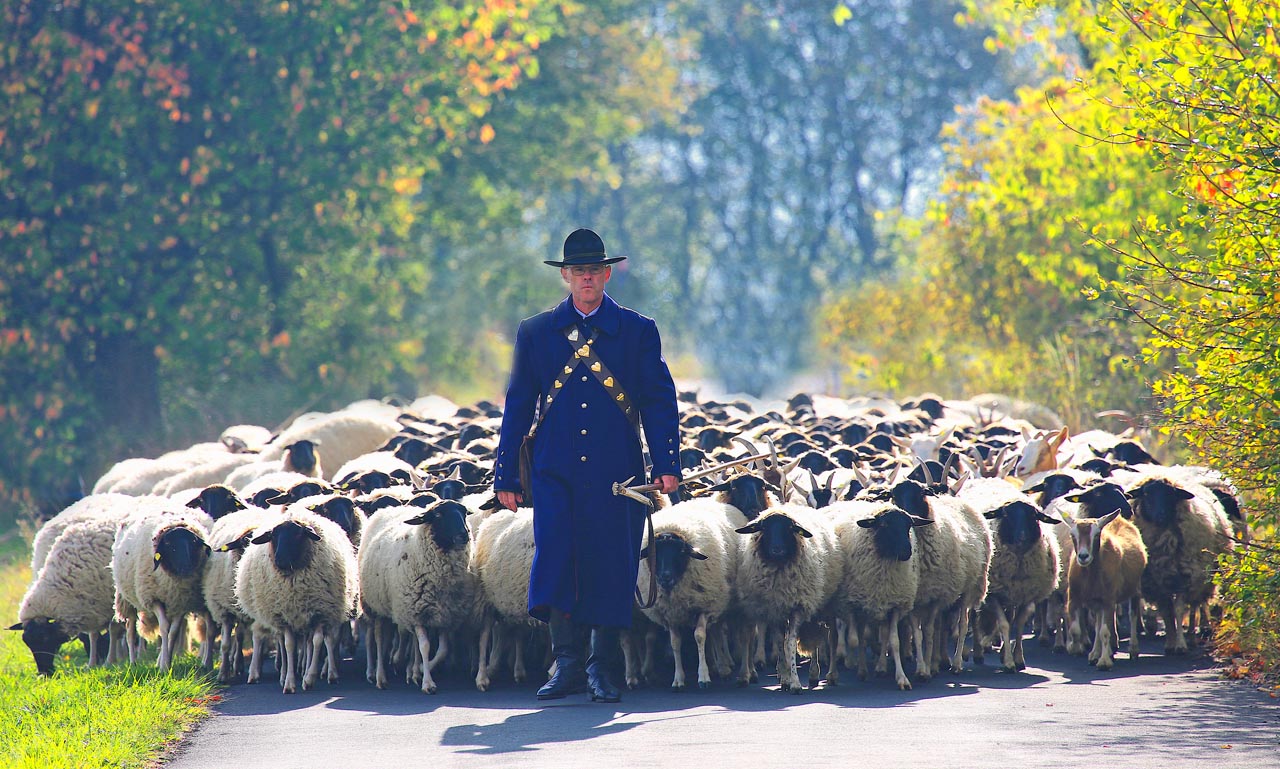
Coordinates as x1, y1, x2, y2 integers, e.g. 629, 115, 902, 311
918, 460, 937, 486
942, 451, 959, 482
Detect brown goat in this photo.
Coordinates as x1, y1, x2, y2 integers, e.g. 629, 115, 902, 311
1064, 509, 1148, 670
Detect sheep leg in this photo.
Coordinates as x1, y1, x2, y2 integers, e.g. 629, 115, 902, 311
1159, 597, 1187, 654
989, 601, 1015, 672
247, 629, 265, 684
753, 623, 767, 672
887, 610, 912, 690
910, 614, 927, 680
1128, 597, 1141, 660
696, 616, 716, 690
106, 622, 123, 666
1011, 603, 1034, 671
427, 631, 449, 672
474, 619, 493, 691
302, 626, 324, 690
922, 606, 941, 679
373, 619, 389, 690
281, 630, 298, 693
1068, 605, 1088, 656
154, 604, 175, 671
642, 626, 658, 684
733, 623, 754, 687
850, 619, 869, 681
364, 619, 377, 684
199, 612, 216, 669
620, 628, 641, 689
875, 622, 891, 677
950, 604, 972, 673
86, 629, 100, 667
782, 616, 802, 694
825, 624, 840, 687
512, 631, 527, 683
324, 628, 341, 683
415, 625, 438, 694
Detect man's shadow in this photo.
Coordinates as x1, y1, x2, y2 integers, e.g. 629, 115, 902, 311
440, 703, 641, 754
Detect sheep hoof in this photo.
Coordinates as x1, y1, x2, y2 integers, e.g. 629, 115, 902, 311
698, 681, 710, 690
1096, 659, 1113, 672
896, 677, 913, 691
1037, 636, 1053, 648
736, 679, 750, 688
1016, 661, 1026, 671
422, 685, 438, 695
671, 683, 686, 692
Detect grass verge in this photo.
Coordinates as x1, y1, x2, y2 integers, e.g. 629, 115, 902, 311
0, 535, 219, 769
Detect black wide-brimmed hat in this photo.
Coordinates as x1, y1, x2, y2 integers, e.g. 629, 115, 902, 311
543, 228, 627, 267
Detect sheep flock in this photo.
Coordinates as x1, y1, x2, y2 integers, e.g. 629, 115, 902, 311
11, 390, 1246, 695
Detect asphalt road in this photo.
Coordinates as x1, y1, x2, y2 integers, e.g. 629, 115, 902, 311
163, 639, 1280, 769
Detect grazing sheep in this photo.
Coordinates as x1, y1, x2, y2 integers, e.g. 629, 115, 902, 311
1123, 471, 1231, 654
358, 499, 479, 693
733, 504, 840, 693
234, 511, 359, 693
111, 508, 212, 670
1061, 509, 1147, 670
635, 499, 744, 690
825, 500, 926, 690
12, 517, 125, 675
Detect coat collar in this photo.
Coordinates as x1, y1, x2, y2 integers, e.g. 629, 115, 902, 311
552, 293, 621, 337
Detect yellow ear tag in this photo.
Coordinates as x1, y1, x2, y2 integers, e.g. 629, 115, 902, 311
154, 553, 162, 561
603, 376, 614, 387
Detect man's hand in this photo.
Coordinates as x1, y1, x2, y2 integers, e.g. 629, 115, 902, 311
657, 475, 679, 495
497, 490, 523, 511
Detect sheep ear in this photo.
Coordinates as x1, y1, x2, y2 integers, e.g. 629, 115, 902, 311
707, 481, 731, 492
735, 522, 762, 535
1036, 513, 1062, 525
184, 497, 203, 508
791, 523, 813, 538
250, 531, 274, 545
1062, 491, 1083, 503
983, 509, 1003, 520
302, 526, 322, 541
1024, 481, 1045, 493
909, 515, 934, 527
856, 518, 876, 529
1174, 487, 1196, 501
8, 622, 23, 631
688, 548, 709, 560
403, 512, 430, 525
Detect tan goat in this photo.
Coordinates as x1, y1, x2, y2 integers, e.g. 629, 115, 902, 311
1063, 509, 1148, 670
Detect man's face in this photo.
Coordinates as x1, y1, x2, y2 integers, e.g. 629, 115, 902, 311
561, 264, 611, 307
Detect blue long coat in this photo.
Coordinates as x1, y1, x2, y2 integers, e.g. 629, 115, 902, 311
494, 293, 681, 628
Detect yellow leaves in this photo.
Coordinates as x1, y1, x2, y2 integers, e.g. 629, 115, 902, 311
832, 4, 853, 27
479, 124, 495, 144
392, 175, 422, 196
85, 100, 100, 119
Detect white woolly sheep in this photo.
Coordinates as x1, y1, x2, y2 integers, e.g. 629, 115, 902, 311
358, 499, 479, 693
30, 493, 136, 573
153, 454, 259, 497
879, 478, 992, 679
635, 498, 745, 690
12, 516, 125, 675
111, 507, 212, 670
1061, 508, 1147, 670
258, 411, 402, 483
824, 499, 927, 690
470, 508, 540, 691
234, 510, 359, 693
732, 503, 840, 693
219, 424, 273, 454
958, 478, 1061, 672
1122, 470, 1231, 654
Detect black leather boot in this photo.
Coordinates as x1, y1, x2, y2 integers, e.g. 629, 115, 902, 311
537, 611, 587, 700
586, 626, 621, 703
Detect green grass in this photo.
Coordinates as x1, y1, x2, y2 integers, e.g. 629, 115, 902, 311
0, 535, 219, 769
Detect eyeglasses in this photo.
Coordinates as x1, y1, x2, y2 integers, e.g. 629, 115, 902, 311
568, 265, 608, 276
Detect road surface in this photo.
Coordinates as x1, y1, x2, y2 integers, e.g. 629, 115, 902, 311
163, 640, 1279, 769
